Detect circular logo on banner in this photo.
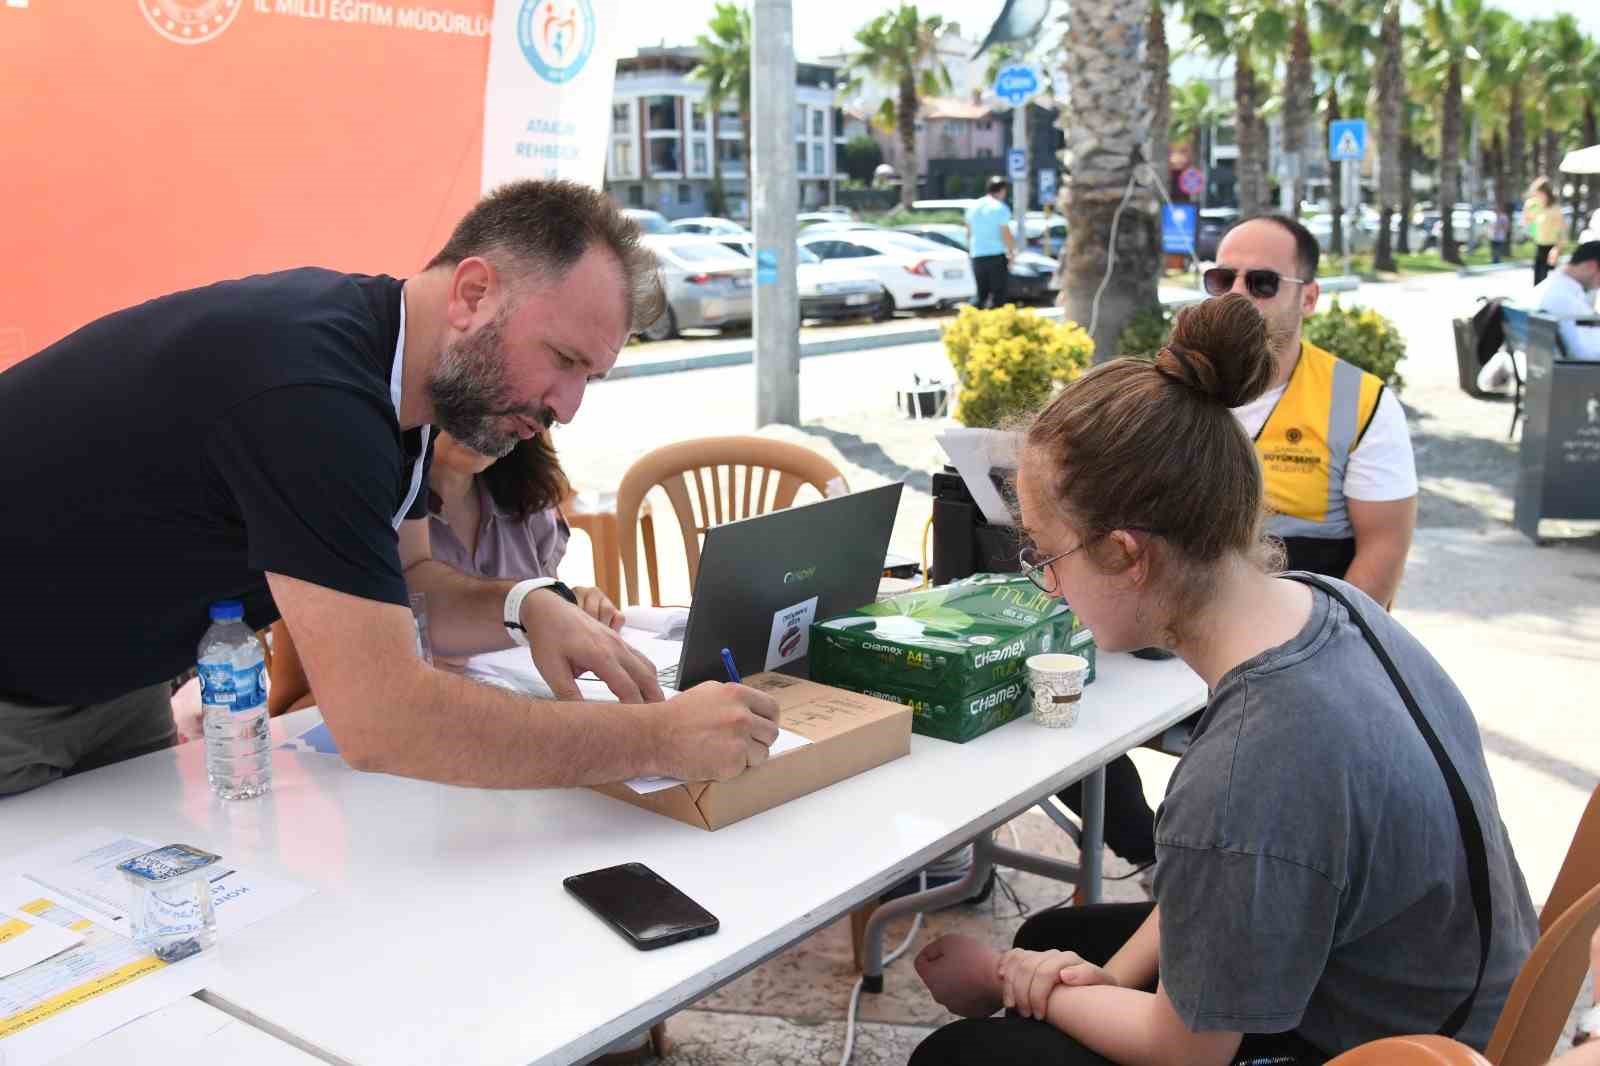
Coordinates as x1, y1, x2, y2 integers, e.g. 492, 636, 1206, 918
139, 0, 242, 45
518, 0, 596, 84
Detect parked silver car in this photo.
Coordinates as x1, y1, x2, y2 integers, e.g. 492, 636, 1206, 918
715, 237, 887, 321
637, 236, 754, 341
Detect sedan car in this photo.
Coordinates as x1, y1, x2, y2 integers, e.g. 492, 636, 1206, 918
670, 216, 750, 237
800, 230, 976, 312
636, 236, 754, 341
1195, 207, 1240, 261
620, 208, 673, 235
892, 224, 1059, 304
715, 237, 888, 322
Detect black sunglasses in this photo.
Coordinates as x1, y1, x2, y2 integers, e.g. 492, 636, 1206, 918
1203, 267, 1311, 300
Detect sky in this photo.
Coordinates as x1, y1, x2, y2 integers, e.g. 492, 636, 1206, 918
618, 0, 1600, 67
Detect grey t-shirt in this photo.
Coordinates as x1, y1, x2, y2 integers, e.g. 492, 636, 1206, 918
1153, 576, 1538, 1055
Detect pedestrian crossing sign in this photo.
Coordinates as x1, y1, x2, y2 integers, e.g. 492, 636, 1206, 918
1329, 119, 1367, 162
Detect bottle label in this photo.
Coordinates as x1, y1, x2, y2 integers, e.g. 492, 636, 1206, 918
198, 662, 236, 707
233, 661, 265, 713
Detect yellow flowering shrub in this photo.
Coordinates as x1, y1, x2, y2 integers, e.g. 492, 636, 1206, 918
941, 305, 1095, 427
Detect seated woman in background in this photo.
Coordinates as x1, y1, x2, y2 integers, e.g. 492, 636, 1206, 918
265, 430, 621, 714
910, 294, 1538, 1066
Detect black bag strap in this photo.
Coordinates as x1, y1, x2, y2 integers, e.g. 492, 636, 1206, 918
1285, 573, 1493, 1039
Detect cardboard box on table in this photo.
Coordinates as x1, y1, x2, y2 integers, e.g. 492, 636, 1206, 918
591, 673, 911, 830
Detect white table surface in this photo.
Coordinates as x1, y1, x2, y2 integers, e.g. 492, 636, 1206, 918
55, 996, 324, 1066
0, 652, 1203, 1066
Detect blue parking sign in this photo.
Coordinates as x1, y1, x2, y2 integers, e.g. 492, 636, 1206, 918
1161, 204, 1198, 254
1007, 149, 1027, 183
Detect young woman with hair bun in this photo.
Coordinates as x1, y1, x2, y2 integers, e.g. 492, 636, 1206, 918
909, 294, 1537, 1066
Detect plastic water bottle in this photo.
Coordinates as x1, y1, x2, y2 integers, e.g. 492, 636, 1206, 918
199, 601, 272, 800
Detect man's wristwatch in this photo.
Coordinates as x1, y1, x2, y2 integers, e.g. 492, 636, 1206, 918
503, 578, 578, 647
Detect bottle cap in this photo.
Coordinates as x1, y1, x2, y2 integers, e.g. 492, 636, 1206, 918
209, 601, 244, 622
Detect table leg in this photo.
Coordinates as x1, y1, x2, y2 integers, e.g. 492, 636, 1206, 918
860, 836, 994, 993
1077, 764, 1105, 906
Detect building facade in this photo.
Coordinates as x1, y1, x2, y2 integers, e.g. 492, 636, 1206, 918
606, 47, 843, 220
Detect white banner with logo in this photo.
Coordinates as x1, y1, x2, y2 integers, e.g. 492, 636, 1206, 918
481, 0, 621, 192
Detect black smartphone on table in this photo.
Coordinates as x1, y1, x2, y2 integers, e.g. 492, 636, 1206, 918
563, 862, 720, 951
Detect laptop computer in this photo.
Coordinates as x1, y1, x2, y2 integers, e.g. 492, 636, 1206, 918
661, 482, 904, 689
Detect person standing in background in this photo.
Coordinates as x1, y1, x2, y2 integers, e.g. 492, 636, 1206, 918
965, 176, 1017, 309
1525, 177, 1564, 286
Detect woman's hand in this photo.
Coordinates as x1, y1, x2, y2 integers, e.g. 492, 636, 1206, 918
996, 948, 1119, 1020
573, 585, 624, 631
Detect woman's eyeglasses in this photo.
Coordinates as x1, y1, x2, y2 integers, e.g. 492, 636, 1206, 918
1018, 542, 1085, 594
1202, 267, 1310, 300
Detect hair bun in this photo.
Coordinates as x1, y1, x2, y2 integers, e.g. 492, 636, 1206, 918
1153, 293, 1276, 408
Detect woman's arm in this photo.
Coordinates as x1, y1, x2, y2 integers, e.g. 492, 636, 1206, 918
1042, 982, 1241, 1066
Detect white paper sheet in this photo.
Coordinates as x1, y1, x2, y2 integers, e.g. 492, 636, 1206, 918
0, 910, 81, 981
0, 891, 214, 1066
623, 728, 813, 795
620, 606, 689, 640
15, 829, 312, 940
936, 427, 1022, 527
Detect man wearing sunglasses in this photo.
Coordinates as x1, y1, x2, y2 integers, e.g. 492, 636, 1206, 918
1210, 214, 1417, 607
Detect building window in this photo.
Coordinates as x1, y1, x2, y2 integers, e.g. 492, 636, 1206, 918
717, 139, 745, 166
678, 183, 693, 204
795, 104, 807, 137
649, 138, 682, 173
797, 142, 807, 173
690, 101, 707, 132
612, 141, 633, 175
812, 144, 824, 176
812, 110, 824, 138
646, 95, 679, 132
628, 185, 644, 207
612, 102, 631, 134
692, 140, 708, 175
719, 108, 742, 136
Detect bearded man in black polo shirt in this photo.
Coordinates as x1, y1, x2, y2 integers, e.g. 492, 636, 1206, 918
0, 179, 779, 796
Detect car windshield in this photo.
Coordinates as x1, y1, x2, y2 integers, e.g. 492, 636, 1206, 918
719, 241, 821, 264
624, 211, 673, 234
874, 233, 947, 253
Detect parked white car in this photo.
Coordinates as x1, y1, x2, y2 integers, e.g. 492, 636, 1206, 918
636, 236, 754, 341
799, 230, 976, 312
670, 216, 750, 237
714, 237, 888, 321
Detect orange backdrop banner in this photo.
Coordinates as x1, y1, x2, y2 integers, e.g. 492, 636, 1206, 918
0, 0, 499, 369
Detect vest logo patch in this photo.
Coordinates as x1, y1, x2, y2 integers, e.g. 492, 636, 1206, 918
1286, 427, 1304, 444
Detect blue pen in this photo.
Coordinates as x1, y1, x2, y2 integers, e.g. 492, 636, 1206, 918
720, 647, 741, 684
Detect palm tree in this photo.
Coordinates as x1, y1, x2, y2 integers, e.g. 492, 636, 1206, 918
1058, 0, 1158, 360
689, 2, 752, 218
1281, 0, 1313, 218
1582, 45, 1600, 219
1146, 1, 1172, 203
1183, 0, 1291, 216
1372, 0, 1403, 271
1169, 79, 1224, 184
1470, 12, 1534, 218
1420, 0, 1489, 265
1534, 16, 1593, 236
1309, 0, 1375, 258
844, 5, 956, 209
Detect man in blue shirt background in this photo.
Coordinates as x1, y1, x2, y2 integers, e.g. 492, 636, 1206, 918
964, 176, 1017, 309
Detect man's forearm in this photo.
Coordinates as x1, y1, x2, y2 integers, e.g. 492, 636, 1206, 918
333, 658, 663, 788
1104, 905, 1160, 990
404, 559, 519, 656
1342, 542, 1407, 607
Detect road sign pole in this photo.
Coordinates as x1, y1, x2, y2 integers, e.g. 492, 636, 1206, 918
1012, 104, 1028, 247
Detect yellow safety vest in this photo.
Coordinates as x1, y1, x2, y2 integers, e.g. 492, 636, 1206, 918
1254, 341, 1385, 543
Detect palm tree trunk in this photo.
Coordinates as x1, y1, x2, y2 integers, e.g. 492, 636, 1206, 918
1492, 131, 1507, 220
1508, 82, 1526, 203
1283, 2, 1312, 219
1587, 103, 1599, 217
1439, 59, 1462, 264
897, 74, 917, 209
1373, 0, 1401, 272
1398, 134, 1415, 254
708, 95, 726, 218
1235, 49, 1262, 214
1061, 0, 1157, 361
1145, 0, 1171, 200
1326, 87, 1344, 257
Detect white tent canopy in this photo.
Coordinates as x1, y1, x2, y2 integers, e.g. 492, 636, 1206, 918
1559, 144, 1600, 174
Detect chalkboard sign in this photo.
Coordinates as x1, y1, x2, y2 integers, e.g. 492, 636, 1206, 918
1512, 314, 1600, 540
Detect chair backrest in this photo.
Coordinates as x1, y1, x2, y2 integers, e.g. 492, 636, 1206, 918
615, 436, 845, 607
1501, 305, 1530, 354
1326, 1035, 1493, 1066
1540, 783, 1600, 935
1484, 880, 1600, 1066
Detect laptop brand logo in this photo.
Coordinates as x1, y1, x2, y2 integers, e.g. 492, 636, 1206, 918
783, 567, 816, 584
